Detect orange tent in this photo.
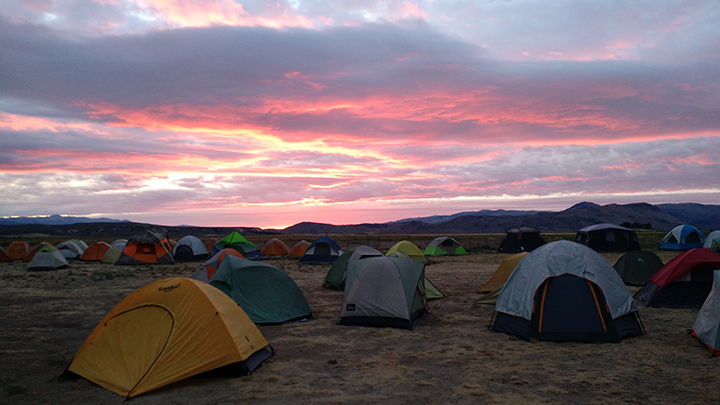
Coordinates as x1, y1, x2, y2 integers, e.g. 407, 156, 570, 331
190, 248, 245, 282
6, 241, 30, 260
116, 230, 174, 265
261, 238, 290, 256
81, 242, 112, 261
288, 240, 310, 258
0, 247, 11, 262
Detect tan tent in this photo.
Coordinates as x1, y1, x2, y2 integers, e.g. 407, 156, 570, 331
477, 252, 529, 293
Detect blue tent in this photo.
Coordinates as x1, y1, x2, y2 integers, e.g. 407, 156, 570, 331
660, 225, 705, 250
298, 236, 342, 264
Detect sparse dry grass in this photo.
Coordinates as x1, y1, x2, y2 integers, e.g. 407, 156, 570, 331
1, 235, 718, 404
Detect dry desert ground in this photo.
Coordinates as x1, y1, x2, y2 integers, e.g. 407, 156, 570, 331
1, 236, 719, 404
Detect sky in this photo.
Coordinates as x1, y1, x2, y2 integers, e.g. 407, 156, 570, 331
1, 1, 719, 229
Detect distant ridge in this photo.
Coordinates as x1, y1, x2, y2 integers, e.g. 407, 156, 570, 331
391, 209, 546, 224
0, 214, 128, 226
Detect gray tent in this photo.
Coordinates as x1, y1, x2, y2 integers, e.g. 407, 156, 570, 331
692, 270, 720, 356
173, 235, 209, 262
613, 250, 664, 286
491, 240, 644, 342
339, 256, 428, 329
323, 246, 384, 290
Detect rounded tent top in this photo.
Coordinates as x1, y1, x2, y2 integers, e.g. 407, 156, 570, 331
704, 230, 720, 248
386, 240, 427, 262
660, 224, 705, 251
424, 236, 468, 256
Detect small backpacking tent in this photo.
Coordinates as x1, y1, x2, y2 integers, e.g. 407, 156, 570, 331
65, 277, 273, 398
575, 223, 640, 252
57, 240, 86, 260
28, 245, 70, 271
6, 241, 30, 260
386, 240, 427, 263
260, 238, 290, 256
0, 247, 11, 262
208, 256, 312, 325
660, 225, 706, 250
692, 270, 720, 356
477, 252, 529, 294
212, 231, 264, 260
613, 250, 664, 286
81, 242, 111, 261
173, 235, 209, 262
423, 236, 467, 256
116, 229, 175, 265
338, 256, 428, 330
101, 246, 122, 264
190, 248, 245, 283
23, 242, 55, 262
298, 236, 342, 264
491, 240, 644, 342
635, 248, 720, 307
288, 240, 310, 258
704, 231, 720, 248
498, 227, 546, 253
323, 246, 384, 290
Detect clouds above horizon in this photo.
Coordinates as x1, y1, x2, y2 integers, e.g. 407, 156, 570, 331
1, 1, 719, 227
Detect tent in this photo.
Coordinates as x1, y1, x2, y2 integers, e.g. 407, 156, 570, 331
6, 241, 30, 260
713, 239, 720, 253
101, 246, 122, 264
575, 223, 641, 252
339, 256, 428, 330
173, 235, 209, 262
477, 252, 529, 293
213, 231, 264, 260
288, 240, 310, 258
28, 245, 70, 271
386, 240, 427, 263
57, 240, 86, 260
81, 242, 111, 261
260, 238, 290, 256
423, 236, 468, 256
635, 248, 720, 307
23, 242, 55, 262
64, 277, 273, 398
498, 227, 546, 253
298, 236, 342, 264
660, 225, 706, 250
110, 239, 128, 249
613, 250, 664, 286
190, 248, 245, 283
323, 246, 384, 290
115, 229, 175, 265
491, 240, 644, 342
704, 230, 720, 248
208, 256, 312, 325
692, 270, 720, 356
203, 238, 217, 253
0, 247, 11, 262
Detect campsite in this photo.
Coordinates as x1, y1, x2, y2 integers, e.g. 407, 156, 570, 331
2, 231, 720, 404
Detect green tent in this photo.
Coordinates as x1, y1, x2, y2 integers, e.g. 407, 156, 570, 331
339, 256, 428, 329
213, 231, 263, 259
323, 246, 384, 290
613, 250, 664, 286
209, 255, 312, 324
28, 245, 69, 271
423, 236, 468, 256
386, 240, 427, 262
101, 246, 122, 264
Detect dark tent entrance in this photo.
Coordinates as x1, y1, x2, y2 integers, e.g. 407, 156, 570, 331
493, 274, 643, 342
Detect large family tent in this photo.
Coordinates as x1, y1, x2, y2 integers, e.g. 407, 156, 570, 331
64, 277, 273, 398
116, 229, 175, 265
704, 230, 720, 248
80, 242, 111, 261
324, 246, 384, 290
498, 227, 546, 253
288, 240, 310, 258
613, 250, 664, 286
691, 270, 720, 356
173, 235, 209, 262
57, 240, 87, 260
260, 238, 290, 256
6, 241, 30, 260
386, 240, 427, 263
209, 256, 312, 324
635, 248, 720, 307
660, 224, 706, 250
338, 256, 428, 329
190, 248, 245, 283
477, 252, 529, 294
490, 240, 644, 342
28, 245, 70, 271
0, 247, 11, 262
575, 223, 640, 252
299, 236, 342, 264
423, 236, 467, 256
212, 231, 263, 260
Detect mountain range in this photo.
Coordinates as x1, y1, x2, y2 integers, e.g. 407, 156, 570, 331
1, 202, 718, 237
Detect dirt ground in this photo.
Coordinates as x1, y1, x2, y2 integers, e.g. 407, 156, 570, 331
1, 247, 719, 404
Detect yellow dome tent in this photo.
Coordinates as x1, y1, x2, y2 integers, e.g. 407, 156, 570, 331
66, 277, 273, 398
477, 252, 529, 293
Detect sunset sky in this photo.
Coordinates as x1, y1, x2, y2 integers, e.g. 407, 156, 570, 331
1, 1, 719, 229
